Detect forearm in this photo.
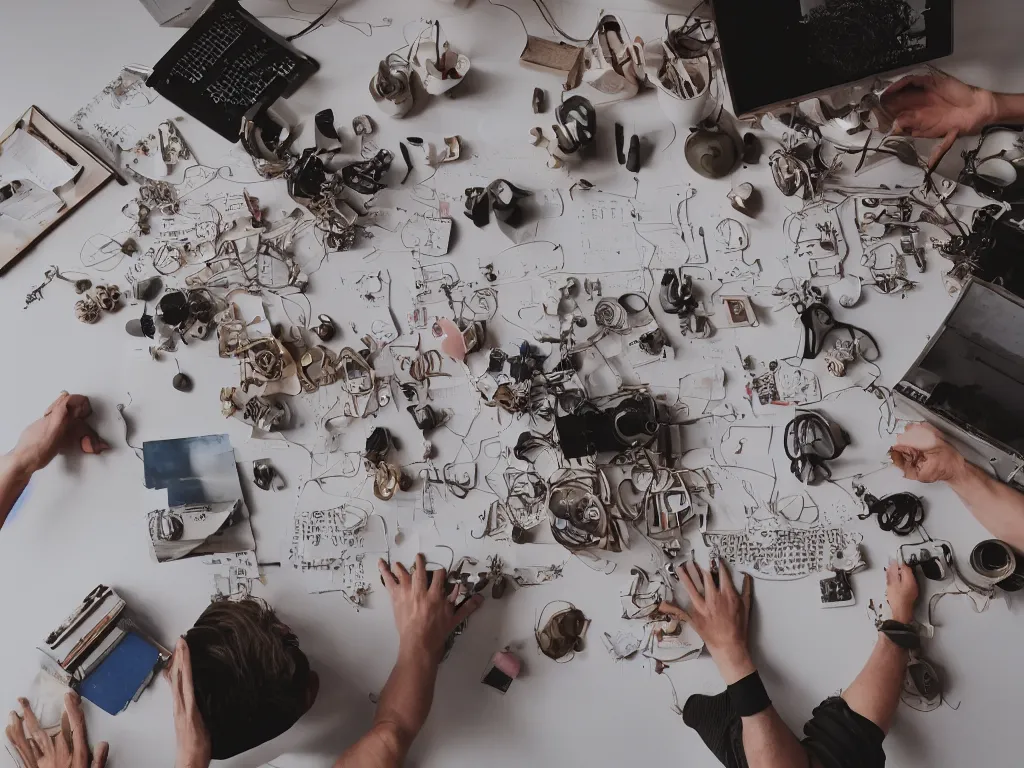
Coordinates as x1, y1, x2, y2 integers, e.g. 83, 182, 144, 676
949, 460, 1024, 550
993, 92, 1024, 125
334, 646, 440, 768
840, 634, 909, 735
0, 451, 34, 530
374, 646, 439, 745
716, 651, 809, 768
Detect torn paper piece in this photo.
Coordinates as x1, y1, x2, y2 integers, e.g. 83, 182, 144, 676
289, 495, 386, 601
602, 631, 643, 660
643, 617, 704, 663
0, 180, 63, 223
147, 500, 242, 562
142, 434, 256, 556
678, 368, 726, 402
344, 271, 399, 343
401, 214, 452, 257
0, 129, 79, 191
203, 549, 260, 599
705, 526, 863, 581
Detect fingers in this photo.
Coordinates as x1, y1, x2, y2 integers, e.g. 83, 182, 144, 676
676, 564, 706, 613
175, 638, 197, 711
378, 559, 398, 591
65, 692, 88, 759
717, 559, 737, 597
897, 561, 916, 585
92, 741, 109, 768
44, 392, 71, 418
699, 561, 720, 602
75, 422, 109, 455
430, 567, 447, 596
412, 553, 428, 591
18, 700, 43, 742
64, 395, 94, 421
394, 561, 411, 587
886, 559, 897, 585
658, 600, 690, 622
928, 130, 959, 170
450, 593, 483, 627
447, 584, 461, 605
7, 712, 34, 763
741, 573, 753, 616
883, 73, 935, 98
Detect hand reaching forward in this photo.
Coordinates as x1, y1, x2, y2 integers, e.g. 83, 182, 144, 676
886, 560, 919, 624
889, 423, 966, 485
168, 638, 212, 768
6, 692, 108, 768
12, 393, 109, 474
379, 554, 484, 663
881, 71, 998, 166
660, 559, 754, 683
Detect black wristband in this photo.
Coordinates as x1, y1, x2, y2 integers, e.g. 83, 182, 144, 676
878, 620, 920, 650
727, 671, 772, 717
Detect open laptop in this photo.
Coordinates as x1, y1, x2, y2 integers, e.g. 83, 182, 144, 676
894, 278, 1024, 488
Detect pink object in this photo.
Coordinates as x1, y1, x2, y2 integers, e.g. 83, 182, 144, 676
492, 650, 522, 679
433, 317, 467, 361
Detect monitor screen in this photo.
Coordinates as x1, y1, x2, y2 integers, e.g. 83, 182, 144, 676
902, 280, 1024, 454
711, 0, 954, 115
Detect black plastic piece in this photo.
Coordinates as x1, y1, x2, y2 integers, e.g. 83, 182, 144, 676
146, 0, 319, 142
626, 134, 641, 172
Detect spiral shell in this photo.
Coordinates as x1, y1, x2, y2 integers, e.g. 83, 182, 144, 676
75, 297, 101, 324
825, 352, 846, 378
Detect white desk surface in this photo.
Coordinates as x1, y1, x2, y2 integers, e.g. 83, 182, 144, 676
1, 1, 1023, 766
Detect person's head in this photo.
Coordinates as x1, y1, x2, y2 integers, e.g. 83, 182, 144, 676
185, 598, 319, 759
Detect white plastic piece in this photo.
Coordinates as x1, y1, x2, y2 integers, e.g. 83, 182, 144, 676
410, 26, 471, 96
642, 39, 710, 128
829, 275, 863, 308
579, 15, 644, 105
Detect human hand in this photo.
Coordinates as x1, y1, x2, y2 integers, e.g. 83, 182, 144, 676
886, 560, 919, 624
167, 637, 211, 768
889, 423, 967, 485
6, 692, 108, 768
881, 71, 998, 166
378, 554, 484, 663
11, 393, 108, 474
661, 559, 754, 683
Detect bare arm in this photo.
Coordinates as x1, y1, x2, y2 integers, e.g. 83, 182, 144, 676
891, 423, 1024, 551
948, 461, 1024, 551
880, 71, 1024, 167
839, 562, 919, 735
334, 555, 483, 768
993, 92, 1024, 125
0, 393, 107, 530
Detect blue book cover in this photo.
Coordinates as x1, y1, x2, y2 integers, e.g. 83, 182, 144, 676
79, 632, 161, 715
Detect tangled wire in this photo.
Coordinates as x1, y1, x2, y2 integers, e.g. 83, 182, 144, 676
802, 0, 921, 79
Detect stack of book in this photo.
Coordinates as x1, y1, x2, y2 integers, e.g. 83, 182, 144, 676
39, 585, 169, 715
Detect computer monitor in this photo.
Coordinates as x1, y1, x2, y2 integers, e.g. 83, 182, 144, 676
711, 0, 954, 116
894, 278, 1024, 487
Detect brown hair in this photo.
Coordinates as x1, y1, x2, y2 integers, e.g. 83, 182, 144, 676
185, 598, 312, 759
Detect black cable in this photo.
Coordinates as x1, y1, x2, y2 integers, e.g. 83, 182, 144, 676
858, 491, 924, 536
285, 0, 340, 41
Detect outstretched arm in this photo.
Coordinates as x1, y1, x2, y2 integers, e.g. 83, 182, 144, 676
663, 560, 809, 768
334, 554, 483, 768
840, 562, 918, 735
0, 393, 108, 530
880, 70, 1024, 167
891, 423, 1024, 551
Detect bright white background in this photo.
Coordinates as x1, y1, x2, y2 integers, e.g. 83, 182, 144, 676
0, 1, 1023, 767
